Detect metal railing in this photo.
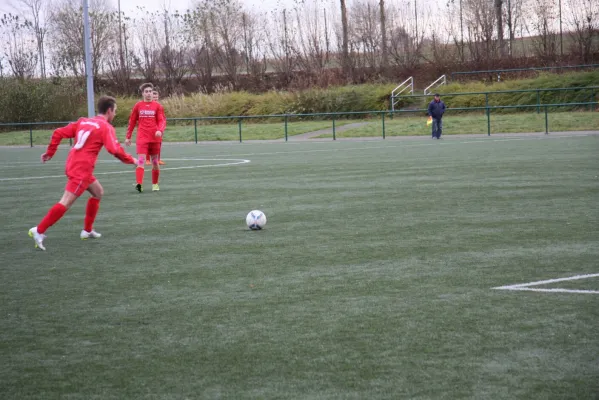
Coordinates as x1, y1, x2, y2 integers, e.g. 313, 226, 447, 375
0, 101, 596, 147
391, 77, 414, 112
424, 75, 446, 95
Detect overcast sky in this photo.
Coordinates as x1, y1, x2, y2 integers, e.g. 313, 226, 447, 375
114, 0, 306, 14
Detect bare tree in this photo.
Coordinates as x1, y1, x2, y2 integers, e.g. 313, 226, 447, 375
267, 9, 296, 86
158, 9, 189, 94
0, 13, 38, 79
293, 5, 332, 84
183, 5, 215, 92
131, 7, 161, 83
463, 0, 498, 65
48, 0, 115, 78
204, 0, 244, 89
567, 0, 599, 63
446, 0, 466, 62
495, 0, 505, 56
9, 0, 47, 77
104, 11, 133, 93
379, 0, 388, 74
241, 11, 266, 82
350, 1, 381, 71
386, 1, 426, 71
525, 0, 559, 63
504, 0, 525, 57
339, 0, 352, 80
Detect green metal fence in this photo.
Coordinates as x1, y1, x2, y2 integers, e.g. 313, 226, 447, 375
0, 101, 597, 147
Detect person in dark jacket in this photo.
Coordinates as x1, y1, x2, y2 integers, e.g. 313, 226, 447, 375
428, 94, 446, 139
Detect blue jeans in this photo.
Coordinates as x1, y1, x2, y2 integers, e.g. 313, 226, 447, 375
432, 118, 443, 138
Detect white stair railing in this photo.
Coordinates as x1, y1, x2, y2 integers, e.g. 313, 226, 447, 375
390, 77, 414, 111
424, 75, 446, 95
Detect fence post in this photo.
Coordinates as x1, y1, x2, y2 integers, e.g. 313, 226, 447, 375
284, 115, 288, 142
544, 106, 549, 134
485, 93, 489, 109
536, 90, 540, 114
332, 118, 336, 141
238, 118, 242, 143
486, 106, 491, 136
382, 112, 386, 139
29, 126, 33, 148
194, 119, 198, 144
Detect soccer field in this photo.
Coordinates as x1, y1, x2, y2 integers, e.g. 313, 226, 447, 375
1, 135, 598, 399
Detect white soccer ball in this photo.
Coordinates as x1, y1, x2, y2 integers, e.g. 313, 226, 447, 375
246, 210, 267, 230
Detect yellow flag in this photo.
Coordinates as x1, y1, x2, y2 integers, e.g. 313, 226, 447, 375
426, 116, 433, 126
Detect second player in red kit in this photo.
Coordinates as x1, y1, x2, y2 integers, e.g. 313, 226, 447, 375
125, 82, 166, 192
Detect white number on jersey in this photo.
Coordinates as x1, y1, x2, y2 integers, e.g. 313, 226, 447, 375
74, 130, 92, 150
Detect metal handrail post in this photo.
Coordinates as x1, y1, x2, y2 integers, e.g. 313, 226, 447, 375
332, 118, 336, 140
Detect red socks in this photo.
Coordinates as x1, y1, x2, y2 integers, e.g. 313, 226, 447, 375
84, 197, 101, 232
136, 167, 144, 184
38, 203, 67, 234
137, 166, 160, 185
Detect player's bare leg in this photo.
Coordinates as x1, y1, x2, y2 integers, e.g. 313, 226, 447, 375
81, 180, 104, 239
151, 154, 160, 191
135, 154, 145, 192
29, 190, 78, 250
145, 154, 151, 165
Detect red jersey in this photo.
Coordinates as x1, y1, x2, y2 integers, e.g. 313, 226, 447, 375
46, 116, 136, 178
126, 101, 166, 144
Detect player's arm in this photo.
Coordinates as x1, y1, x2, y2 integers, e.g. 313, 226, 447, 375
125, 103, 139, 145
104, 126, 136, 165
42, 121, 78, 162
156, 104, 166, 137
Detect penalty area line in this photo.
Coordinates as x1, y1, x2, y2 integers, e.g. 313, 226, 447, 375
493, 273, 599, 294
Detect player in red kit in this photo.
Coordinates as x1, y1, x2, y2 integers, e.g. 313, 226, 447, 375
28, 96, 136, 251
145, 89, 166, 166
125, 82, 166, 192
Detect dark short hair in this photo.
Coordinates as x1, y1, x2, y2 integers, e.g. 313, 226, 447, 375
152, 89, 159, 95
434, 93, 440, 97
140, 82, 154, 92
97, 96, 117, 114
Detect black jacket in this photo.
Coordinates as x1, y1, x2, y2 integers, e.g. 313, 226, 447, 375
428, 100, 446, 119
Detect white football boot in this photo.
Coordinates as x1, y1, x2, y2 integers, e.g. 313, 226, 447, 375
80, 230, 102, 240
28, 226, 47, 251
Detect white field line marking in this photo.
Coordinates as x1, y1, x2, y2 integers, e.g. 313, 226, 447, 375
493, 273, 599, 294
0, 158, 250, 182
497, 288, 599, 294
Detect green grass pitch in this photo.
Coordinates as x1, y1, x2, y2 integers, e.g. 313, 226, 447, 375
0, 135, 598, 399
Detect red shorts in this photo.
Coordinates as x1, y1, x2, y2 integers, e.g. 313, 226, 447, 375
65, 175, 96, 197
137, 142, 161, 156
